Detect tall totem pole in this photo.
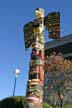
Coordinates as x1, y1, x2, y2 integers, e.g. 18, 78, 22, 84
23, 8, 60, 108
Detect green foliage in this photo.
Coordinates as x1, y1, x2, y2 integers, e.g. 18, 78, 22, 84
54, 104, 72, 108
43, 103, 72, 108
43, 102, 53, 108
0, 96, 26, 108
0, 97, 72, 108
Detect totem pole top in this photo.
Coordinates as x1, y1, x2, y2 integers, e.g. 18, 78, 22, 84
23, 8, 60, 51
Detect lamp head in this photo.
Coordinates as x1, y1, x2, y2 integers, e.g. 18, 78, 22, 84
14, 69, 20, 78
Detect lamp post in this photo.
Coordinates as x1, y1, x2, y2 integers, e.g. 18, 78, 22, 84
13, 69, 20, 96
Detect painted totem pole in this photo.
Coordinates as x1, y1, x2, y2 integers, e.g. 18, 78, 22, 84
24, 8, 44, 108
23, 8, 60, 108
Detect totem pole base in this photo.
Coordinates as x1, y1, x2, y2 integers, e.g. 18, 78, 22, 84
25, 102, 42, 108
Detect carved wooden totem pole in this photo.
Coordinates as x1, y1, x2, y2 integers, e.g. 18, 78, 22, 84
23, 8, 60, 108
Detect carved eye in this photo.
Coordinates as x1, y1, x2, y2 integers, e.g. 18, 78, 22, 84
29, 73, 39, 80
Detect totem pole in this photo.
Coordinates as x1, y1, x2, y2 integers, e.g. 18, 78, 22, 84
23, 8, 60, 108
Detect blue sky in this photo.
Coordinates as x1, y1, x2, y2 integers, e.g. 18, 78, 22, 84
0, 0, 72, 100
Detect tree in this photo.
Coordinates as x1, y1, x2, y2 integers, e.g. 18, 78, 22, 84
44, 52, 72, 108
0, 96, 26, 108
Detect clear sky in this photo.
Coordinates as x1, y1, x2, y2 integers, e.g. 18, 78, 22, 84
0, 0, 72, 100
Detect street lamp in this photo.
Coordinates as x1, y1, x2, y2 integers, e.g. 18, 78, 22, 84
13, 69, 20, 96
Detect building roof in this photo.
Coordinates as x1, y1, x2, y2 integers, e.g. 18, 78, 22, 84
45, 34, 72, 60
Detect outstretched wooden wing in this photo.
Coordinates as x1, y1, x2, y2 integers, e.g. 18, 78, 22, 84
44, 12, 60, 40
23, 22, 34, 50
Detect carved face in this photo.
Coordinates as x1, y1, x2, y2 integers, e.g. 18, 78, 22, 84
36, 8, 44, 18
